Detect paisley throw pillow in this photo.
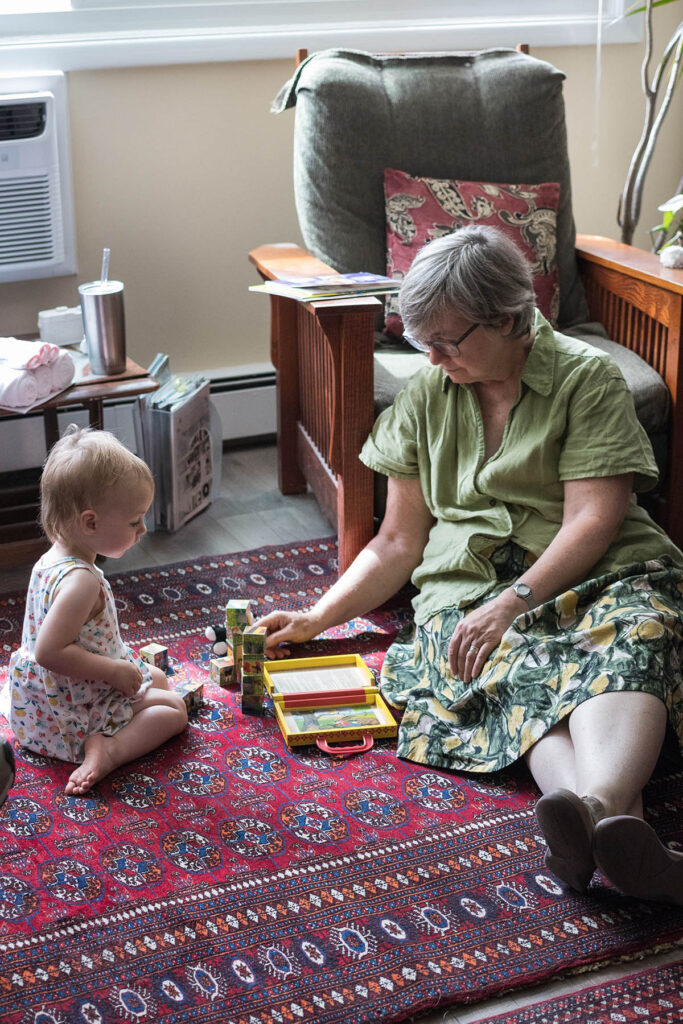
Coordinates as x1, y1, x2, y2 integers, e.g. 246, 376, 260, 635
384, 168, 560, 339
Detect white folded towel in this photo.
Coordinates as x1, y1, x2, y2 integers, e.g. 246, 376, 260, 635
32, 363, 53, 399
0, 364, 39, 408
0, 336, 59, 369
51, 348, 75, 391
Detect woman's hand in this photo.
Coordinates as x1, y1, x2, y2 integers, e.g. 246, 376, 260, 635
448, 592, 522, 683
253, 610, 322, 658
108, 660, 143, 697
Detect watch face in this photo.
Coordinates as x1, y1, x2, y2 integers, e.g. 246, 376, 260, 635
514, 583, 532, 601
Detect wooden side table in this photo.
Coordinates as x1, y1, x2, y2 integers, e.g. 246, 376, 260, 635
0, 355, 159, 567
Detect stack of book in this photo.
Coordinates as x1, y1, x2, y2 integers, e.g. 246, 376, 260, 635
249, 271, 399, 301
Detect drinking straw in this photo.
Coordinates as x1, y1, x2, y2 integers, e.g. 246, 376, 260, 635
100, 247, 111, 284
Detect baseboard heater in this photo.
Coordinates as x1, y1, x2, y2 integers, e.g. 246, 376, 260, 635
0, 368, 277, 474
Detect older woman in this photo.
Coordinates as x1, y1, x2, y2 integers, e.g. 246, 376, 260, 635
258, 225, 683, 905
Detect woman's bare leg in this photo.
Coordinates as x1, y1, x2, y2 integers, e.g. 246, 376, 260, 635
66, 688, 187, 795
526, 718, 595, 891
568, 691, 666, 818
524, 719, 576, 794
529, 691, 669, 895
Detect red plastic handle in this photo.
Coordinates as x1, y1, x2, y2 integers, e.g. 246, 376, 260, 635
315, 732, 374, 758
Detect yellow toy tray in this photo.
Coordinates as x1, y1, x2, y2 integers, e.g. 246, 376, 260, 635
263, 654, 398, 755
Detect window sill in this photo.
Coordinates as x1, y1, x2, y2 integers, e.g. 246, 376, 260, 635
0, 4, 641, 74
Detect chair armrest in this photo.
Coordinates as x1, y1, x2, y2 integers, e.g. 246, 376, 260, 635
575, 234, 683, 297
249, 242, 336, 280
575, 234, 683, 395
248, 244, 378, 567
576, 234, 683, 547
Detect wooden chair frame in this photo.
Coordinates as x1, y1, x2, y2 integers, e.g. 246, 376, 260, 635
250, 237, 683, 573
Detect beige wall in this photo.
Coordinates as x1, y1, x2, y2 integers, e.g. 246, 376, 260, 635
1, 10, 682, 374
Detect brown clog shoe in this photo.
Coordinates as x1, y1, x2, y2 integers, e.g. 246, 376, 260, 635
535, 788, 605, 893
593, 815, 683, 906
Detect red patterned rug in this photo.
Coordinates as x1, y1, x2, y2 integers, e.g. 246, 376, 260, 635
467, 961, 682, 1023
0, 538, 681, 1024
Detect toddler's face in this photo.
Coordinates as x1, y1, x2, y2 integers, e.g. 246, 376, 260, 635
91, 480, 154, 558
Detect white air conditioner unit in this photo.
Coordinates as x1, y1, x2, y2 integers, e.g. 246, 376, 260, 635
0, 72, 77, 283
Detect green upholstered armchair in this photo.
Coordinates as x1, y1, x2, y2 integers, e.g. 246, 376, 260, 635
249, 48, 683, 573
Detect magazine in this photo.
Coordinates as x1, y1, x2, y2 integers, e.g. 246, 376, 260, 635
249, 270, 399, 302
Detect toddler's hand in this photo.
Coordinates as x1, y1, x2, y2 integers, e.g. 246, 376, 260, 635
109, 660, 143, 698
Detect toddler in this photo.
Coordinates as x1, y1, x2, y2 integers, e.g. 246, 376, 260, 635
8, 426, 187, 795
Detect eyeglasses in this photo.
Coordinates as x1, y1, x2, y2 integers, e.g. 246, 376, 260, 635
404, 322, 480, 356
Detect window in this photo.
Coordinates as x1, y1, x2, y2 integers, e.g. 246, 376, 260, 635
0, 1, 640, 73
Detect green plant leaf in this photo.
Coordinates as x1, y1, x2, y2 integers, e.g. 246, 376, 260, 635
657, 193, 683, 213
625, 0, 682, 16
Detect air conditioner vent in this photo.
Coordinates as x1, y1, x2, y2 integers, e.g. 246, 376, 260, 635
0, 73, 76, 282
0, 101, 46, 141
0, 175, 55, 265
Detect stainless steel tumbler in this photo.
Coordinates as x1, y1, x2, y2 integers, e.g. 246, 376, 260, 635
78, 280, 127, 375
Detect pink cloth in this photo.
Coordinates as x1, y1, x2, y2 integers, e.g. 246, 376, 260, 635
0, 365, 39, 408
0, 337, 60, 369
0, 346, 74, 410
32, 364, 53, 399
51, 349, 75, 391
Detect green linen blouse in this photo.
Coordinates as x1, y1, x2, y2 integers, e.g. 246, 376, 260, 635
360, 310, 683, 625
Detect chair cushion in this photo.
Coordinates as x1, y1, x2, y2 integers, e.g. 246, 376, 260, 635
383, 170, 560, 338
273, 48, 589, 329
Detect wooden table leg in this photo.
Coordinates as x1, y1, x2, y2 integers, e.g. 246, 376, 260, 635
86, 398, 104, 431
42, 398, 104, 449
43, 407, 60, 450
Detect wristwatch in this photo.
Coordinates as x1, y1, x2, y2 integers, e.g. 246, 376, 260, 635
511, 582, 534, 608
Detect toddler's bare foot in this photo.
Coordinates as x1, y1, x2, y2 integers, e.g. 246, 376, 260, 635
66, 734, 117, 795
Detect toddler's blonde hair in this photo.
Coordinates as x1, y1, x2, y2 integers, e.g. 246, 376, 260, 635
40, 425, 154, 542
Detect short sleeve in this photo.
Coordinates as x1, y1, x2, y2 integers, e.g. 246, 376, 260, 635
558, 361, 659, 492
359, 381, 422, 478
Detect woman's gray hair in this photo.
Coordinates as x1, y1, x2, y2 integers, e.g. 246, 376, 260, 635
399, 225, 536, 340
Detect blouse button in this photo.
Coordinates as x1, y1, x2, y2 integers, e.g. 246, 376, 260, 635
489, 498, 497, 507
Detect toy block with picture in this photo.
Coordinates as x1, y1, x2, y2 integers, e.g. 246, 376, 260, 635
140, 642, 169, 672
210, 654, 235, 688
226, 599, 253, 684
241, 624, 267, 715
173, 677, 204, 713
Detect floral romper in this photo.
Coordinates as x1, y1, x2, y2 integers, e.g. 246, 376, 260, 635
8, 555, 153, 763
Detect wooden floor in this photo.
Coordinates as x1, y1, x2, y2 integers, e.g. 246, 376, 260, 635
1, 442, 333, 595
1, 442, 679, 1023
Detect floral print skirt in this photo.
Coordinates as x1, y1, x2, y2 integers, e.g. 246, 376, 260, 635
380, 543, 683, 773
